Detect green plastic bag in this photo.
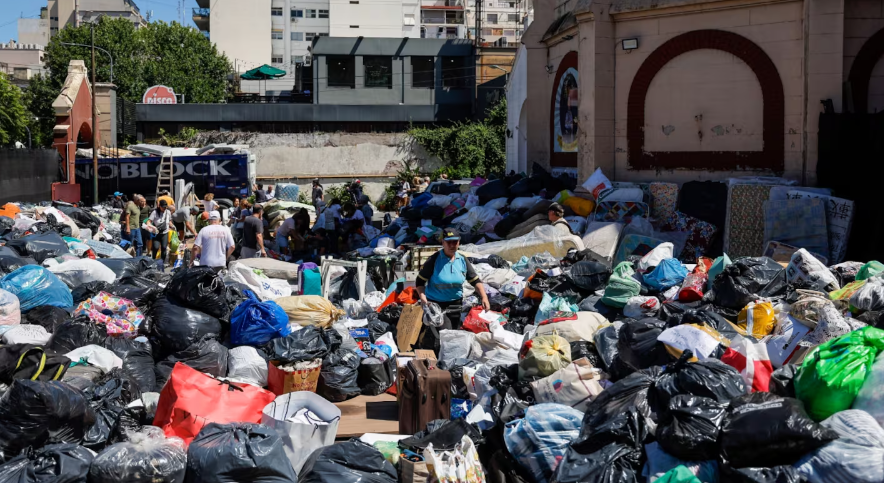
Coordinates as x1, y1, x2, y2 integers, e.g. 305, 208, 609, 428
707, 253, 732, 291
169, 230, 181, 255
857, 261, 884, 281
518, 334, 571, 381
656, 466, 702, 483
601, 262, 641, 308
794, 326, 884, 421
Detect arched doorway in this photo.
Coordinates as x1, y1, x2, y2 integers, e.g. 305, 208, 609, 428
848, 27, 884, 113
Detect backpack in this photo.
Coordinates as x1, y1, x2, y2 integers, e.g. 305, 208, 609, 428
0, 344, 70, 385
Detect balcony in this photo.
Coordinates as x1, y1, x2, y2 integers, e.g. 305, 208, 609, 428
421, 0, 464, 9
421, 12, 464, 24
192, 7, 210, 31
195, 0, 210, 7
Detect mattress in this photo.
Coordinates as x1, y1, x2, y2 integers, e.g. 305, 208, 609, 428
462, 225, 584, 263
581, 221, 624, 268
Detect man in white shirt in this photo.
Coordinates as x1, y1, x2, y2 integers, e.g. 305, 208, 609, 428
275, 216, 297, 255
191, 211, 235, 269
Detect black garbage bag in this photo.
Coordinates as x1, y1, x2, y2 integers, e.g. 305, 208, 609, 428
570, 367, 660, 454
399, 419, 484, 452
317, 348, 361, 402
263, 325, 336, 363
24, 305, 71, 332
47, 316, 107, 354
54, 205, 100, 233
90, 429, 187, 483
184, 422, 297, 483
656, 395, 727, 461
508, 177, 532, 198
504, 316, 529, 334
719, 392, 839, 468
224, 282, 251, 317
150, 296, 222, 356
166, 267, 228, 319
82, 369, 142, 450
377, 303, 402, 325
71, 281, 111, 305
769, 364, 800, 398
0, 247, 36, 274
420, 205, 445, 220
357, 358, 396, 396
510, 298, 538, 319
468, 254, 509, 269
155, 338, 229, 388
96, 259, 138, 280
593, 323, 621, 372
722, 465, 806, 483
367, 318, 392, 343
570, 341, 604, 369
0, 216, 13, 236
299, 439, 396, 483
0, 443, 94, 482
658, 300, 706, 326
492, 386, 533, 424
651, 352, 746, 416
119, 349, 156, 393
712, 257, 784, 310
487, 294, 513, 313
551, 443, 642, 483
617, 318, 671, 370
569, 261, 611, 292
108, 276, 161, 309
5, 232, 70, 264
103, 337, 152, 359
578, 294, 621, 319
0, 380, 96, 461
476, 179, 508, 204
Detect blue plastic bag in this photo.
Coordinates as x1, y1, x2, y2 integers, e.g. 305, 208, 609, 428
230, 290, 291, 346
0, 265, 73, 312
644, 258, 689, 291
504, 403, 584, 483
535, 292, 579, 323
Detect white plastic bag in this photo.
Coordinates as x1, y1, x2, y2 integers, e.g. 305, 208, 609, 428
638, 243, 675, 271
786, 248, 840, 291
343, 298, 373, 319
440, 330, 481, 366
531, 359, 603, 412
66, 345, 123, 372
226, 261, 293, 300
1, 324, 50, 344
261, 392, 342, 473
363, 291, 386, 310
485, 198, 508, 211
510, 196, 542, 210
227, 346, 268, 387
0, 289, 20, 326
581, 167, 613, 198
535, 312, 606, 342
624, 296, 660, 319
47, 259, 117, 285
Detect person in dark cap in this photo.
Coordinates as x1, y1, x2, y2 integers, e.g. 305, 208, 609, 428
547, 202, 576, 236
416, 228, 490, 330
111, 192, 126, 210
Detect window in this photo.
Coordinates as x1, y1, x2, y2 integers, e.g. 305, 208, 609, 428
271, 29, 283, 39
497, 1, 508, 6
508, 13, 519, 22
442, 56, 468, 88
350, 25, 359, 28
504, 29, 514, 37
50, 16, 58, 21
492, 28, 503, 36
351, 1, 360, 3
327, 56, 355, 88
319, 9, 329, 18
318, 33, 329, 37
487, 13, 498, 24
271, 7, 283, 16
306, 9, 317, 18
306, 32, 316, 41
516, 29, 523, 38
272, 56, 283, 64
364, 56, 393, 88
412, 56, 434, 88
292, 31, 303, 41
292, 55, 305, 64
481, 28, 491, 36
291, 9, 303, 18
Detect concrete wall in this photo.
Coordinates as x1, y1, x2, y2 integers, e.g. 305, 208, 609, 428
17, 19, 49, 46
0, 149, 60, 203
328, 0, 406, 37
506, 45, 528, 173
211, 0, 272, 73
95, 83, 116, 149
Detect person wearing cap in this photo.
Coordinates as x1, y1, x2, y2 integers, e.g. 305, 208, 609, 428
311, 179, 324, 209
172, 205, 200, 239
157, 190, 175, 208
416, 229, 491, 327
111, 192, 126, 210
147, 199, 172, 261
548, 202, 576, 236
349, 179, 364, 203
191, 211, 235, 269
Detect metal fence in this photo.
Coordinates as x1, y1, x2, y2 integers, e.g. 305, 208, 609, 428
0, 149, 61, 203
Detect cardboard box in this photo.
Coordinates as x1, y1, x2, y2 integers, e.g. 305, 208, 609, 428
267, 360, 321, 396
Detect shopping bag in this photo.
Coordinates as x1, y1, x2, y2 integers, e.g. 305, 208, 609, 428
423, 435, 487, 483
153, 362, 277, 445
721, 336, 774, 392
260, 392, 341, 473
463, 307, 506, 334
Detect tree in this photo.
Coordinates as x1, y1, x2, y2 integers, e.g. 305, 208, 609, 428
0, 73, 28, 147
22, 73, 57, 148
408, 99, 507, 178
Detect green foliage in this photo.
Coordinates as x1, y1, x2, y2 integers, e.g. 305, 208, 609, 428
44, 17, 232, 104
158, 126, 200, 147
378, 186, 397, 211
408, 99, 507, 178
0, 73, 28, 147
325, 184, 355, 205
21, 74, 56, 148
297, 190, 312, 205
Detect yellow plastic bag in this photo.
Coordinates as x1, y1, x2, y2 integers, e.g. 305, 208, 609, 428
275, 295, 344, 328
169, 230, 181, 255
563, 196, 595, 217
737, 300, 777, 338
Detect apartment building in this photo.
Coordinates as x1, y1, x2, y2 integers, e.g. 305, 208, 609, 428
420, 0, 467, 40
466, 0, 527, 46
18, 0, 147, 44
0, 42, 47, 88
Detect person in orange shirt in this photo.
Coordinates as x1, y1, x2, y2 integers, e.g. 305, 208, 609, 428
157, 190, 175, 208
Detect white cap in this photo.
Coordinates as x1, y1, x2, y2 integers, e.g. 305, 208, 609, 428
209, 210, 221, 220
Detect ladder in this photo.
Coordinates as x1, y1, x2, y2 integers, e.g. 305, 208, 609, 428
156, 154, 174, 202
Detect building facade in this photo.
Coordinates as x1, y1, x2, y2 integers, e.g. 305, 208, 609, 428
519, 0, 884, 187
18, 0, 147, 43
466, 0, 528, 46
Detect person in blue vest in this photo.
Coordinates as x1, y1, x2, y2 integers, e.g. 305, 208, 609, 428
416, 228, 491, 328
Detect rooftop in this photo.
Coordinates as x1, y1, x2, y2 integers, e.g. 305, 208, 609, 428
311, 37, 474, 57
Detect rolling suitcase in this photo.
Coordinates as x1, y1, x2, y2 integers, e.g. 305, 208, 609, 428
399, 358, 451, 435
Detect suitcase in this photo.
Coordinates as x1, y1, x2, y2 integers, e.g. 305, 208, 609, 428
398, 358, 451, 435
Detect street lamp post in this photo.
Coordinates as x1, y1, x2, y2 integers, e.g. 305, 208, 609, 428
490, 64, 508, 83
60, 42, 114, 83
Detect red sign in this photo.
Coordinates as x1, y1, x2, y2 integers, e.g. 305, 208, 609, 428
142, 85, 177, 104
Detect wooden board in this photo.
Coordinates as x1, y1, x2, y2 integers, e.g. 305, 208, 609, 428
334, 393, 400, 438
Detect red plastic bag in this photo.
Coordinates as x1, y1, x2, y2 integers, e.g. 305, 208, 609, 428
462, 306, 506, 334
721, 337, 774, 392
376, 287, 420, 312
153, 362, 277, 445
678, 272, 708, 302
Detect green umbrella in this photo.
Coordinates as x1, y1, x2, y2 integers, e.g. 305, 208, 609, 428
240, 64, 286, 96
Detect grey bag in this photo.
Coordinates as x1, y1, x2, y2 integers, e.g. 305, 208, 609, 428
185, 422, 298, 483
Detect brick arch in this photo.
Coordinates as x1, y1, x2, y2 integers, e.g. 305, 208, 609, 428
627, 29, 784, 171
848, 27, 884, 114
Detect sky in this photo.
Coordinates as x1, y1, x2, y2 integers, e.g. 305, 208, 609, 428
0, 0, 196, 43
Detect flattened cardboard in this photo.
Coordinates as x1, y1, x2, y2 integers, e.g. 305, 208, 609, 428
396, 304, 424, 352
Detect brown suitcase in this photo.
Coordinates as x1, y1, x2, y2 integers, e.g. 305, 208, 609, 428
398, 358, 451, 435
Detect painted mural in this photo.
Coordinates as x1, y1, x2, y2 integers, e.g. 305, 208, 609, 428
554, 67, 579, 153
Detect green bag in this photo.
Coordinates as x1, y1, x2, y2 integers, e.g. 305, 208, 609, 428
601, 262, 641, 308
706, 253, 732, 290
794, 326, 884, 421
857, 260, 884, 281
169, 230, 181, 254
518, 334, 571, 381
656, 466, 701, 483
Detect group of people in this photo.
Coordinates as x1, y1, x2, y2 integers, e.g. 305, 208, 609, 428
396, 175, 432, 209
